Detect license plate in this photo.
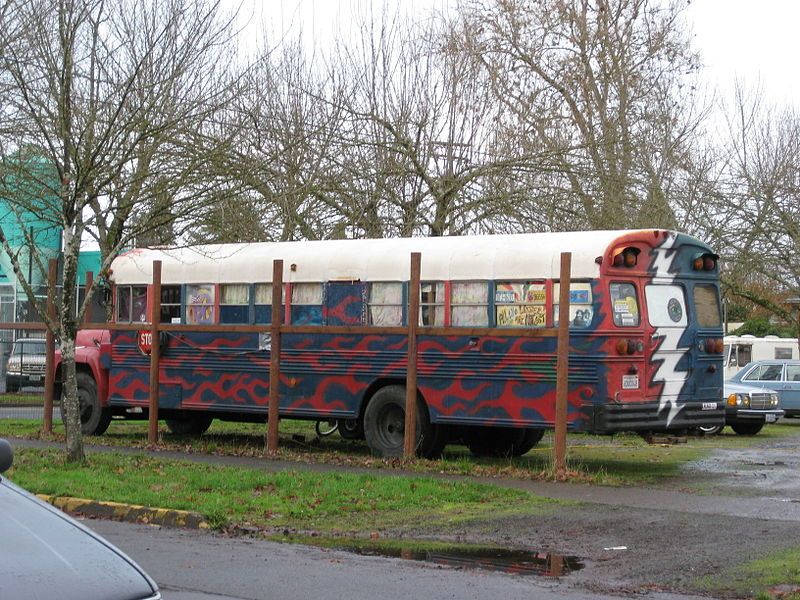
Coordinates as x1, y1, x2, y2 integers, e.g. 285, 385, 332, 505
29, 375, 41, 382
622, 375, 639, 390
702, 402, 717, 411
766, 414, 778, 423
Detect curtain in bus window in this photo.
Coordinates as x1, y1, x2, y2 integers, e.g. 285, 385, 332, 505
495, 282, 546, 327
610, 282, 639, 327
693, 284, 721, 328
421, 282, 445, 326
553, 282, 593, 329
220, 284, 249, 324
368, 282, 402, 326
186, 284, 215, 325
131, 286, 147, 322
452, 282, 488, 326
117, 286, 131, 322
290, 283, 322, 325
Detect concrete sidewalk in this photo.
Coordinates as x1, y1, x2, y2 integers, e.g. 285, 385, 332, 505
10, 436, 800, 526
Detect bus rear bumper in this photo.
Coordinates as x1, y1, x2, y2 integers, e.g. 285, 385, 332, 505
585, 401, 725, 433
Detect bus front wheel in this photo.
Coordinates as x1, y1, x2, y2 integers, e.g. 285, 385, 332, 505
60, 372, 111, 436
364, 386, 446, 459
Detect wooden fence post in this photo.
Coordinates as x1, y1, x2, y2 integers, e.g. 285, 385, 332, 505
148, 260, 162, 445
43, 258, 58, 434
554, 252, 572, 478
267, 259, 283, 455
404, 252, 421, 458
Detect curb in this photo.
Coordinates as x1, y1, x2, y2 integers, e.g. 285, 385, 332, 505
38, 494, 210, 529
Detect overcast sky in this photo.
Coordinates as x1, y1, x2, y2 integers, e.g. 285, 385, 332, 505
238, 0, 800, 109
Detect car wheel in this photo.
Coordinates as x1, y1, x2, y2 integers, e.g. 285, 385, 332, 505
364, 385, 446, 459
60, 372, 111, 436
730, 422, 764, 436
698, 424, 724, 436
165, 414, 213, 435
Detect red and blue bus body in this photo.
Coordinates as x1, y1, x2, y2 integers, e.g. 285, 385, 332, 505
69, 229, 724, 456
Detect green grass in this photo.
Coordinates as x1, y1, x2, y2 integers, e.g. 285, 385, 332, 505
697, 547, 800, 598
8, 448, 564, 533
4, 417, 800, 486
0, 393, 45, 405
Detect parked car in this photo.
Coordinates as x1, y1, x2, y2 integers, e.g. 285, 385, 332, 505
698, 380, 783, 436
728, 359, 800, 418
5, 337, 46, 392
0, 438, 161, 600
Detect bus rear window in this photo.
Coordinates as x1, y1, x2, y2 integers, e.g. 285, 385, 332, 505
610, 282, 639, 327
693, 284, 721, 328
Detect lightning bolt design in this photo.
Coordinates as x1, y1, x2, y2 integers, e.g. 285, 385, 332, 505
647, 233, 690, 427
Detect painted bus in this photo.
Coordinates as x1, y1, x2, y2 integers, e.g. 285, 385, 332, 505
57, 229, 724, 457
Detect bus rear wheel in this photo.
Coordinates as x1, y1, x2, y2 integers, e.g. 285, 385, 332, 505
465, 427, 541, 458
60, 372, 111, 436
165, 414, 213, 435
364, 385, 446, 459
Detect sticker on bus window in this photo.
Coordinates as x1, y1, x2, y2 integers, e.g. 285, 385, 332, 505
496, 305, 546, 327
622, 375, 639, 389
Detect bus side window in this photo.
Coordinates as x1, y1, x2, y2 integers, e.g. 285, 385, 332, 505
610, 282, 639, 327
553, 282, 594, 329
186, 284, 215, 325
291, 283, 323, 325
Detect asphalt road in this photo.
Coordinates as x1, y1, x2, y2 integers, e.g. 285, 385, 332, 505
86, 519, 708, 600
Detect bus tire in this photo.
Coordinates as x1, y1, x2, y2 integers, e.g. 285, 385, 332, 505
697, 424, 724, 436
165, 414, 213, 435
465, 426, 530, 458
364, 385, 445, 459
512, 429, 545, 456
60, 372, 111, 436
730, 422, 764, 436
337, 418, 365, 440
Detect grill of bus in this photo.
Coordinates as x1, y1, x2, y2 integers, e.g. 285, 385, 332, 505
749, 393, 774, 410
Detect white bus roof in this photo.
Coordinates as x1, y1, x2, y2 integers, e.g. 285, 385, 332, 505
110, 230, 701, 285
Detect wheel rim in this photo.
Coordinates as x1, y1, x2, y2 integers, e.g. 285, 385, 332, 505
699, 424, 721, 434
375, 404, 405, 448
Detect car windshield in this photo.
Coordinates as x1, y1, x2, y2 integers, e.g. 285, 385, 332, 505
11, 340, 44, 356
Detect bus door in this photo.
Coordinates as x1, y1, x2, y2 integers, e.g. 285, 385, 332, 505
644, 283, 693, 402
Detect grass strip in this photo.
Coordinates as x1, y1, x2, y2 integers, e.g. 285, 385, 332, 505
697, 547, 800, 599
8, 447, 565, 533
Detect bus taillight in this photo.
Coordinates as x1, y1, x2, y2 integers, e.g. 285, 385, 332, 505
692, 252, 718, 271
612, 247, 640, 268
616, 338, 643, 355
699, 338, 724, 353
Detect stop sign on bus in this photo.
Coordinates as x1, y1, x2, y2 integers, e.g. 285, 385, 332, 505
137, 330, 153, 355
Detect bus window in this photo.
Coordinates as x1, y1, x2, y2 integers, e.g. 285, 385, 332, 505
220, 284, 249, 324
421, 282, 445, 326
368, 282, 403, 326
254, 283, 286, 324
290, 283, 323, 325
693, 284, 721, 328
645, 284, 687, 327
160, 285, 182, 323
116, 285, 147, 323
186, 284, 215, 325
610, 282, 639, 327
452, 282, 489, 326
495, 282, 546, 327
553, 282, 593, 329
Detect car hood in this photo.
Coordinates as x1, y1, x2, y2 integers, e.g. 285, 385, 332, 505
0, 477, 159, 600
724, 380, 775, 395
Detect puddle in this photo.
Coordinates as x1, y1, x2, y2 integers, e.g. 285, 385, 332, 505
338, 545, 584, 576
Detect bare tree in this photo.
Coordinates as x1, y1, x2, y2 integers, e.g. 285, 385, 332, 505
0, 0, 237, 462
465, 0, 703, 231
